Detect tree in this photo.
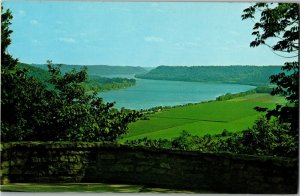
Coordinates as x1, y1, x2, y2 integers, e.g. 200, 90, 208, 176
242, 3, 299, 133
1, 6, 44, 140
1, 6, 141, 142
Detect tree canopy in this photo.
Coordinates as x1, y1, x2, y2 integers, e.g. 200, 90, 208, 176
242, 3, 299, 133
1, 6, 141, 142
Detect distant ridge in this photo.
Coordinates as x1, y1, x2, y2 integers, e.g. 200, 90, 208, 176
31, 64, 148, 76
136, 65, 282, 86
17, 63, 51, 82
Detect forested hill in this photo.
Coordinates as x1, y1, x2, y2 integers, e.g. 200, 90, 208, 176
31, 64, 147, 76
17, 63, 51, 82
136, 65, 282, 86
17, 63, 136, 92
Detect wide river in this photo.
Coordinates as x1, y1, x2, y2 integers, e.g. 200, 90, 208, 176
98, 77, 255, 110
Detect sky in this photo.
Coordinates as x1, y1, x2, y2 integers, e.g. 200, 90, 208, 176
3, 1, 297, 67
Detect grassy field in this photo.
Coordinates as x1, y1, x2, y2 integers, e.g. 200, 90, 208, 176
123, 93, 286, 141
0, 183, 201, 193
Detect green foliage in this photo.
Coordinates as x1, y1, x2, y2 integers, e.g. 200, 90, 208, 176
82, 75, 136, 92
242, 3, 299, 133
242, 3, 298, 55
216, 86, 275, 101
17, 62, 136, 93
16, 63, 51, 83
1, 8, 141, 142
254, 85, 274, 93
1, 6, 17, 69
216, 90, 256, 101
136, 65, 281, 86
126, 117, 298, 157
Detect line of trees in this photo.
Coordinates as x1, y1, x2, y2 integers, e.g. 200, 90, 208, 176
82, 75, 136, 92
126, 117, 298, 157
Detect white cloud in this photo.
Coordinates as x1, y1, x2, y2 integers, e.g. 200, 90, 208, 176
58, 37, 76, 43
18, 10, 26, 15
175, 42, 198, 47
144, 36, 164, 43
32, 39, 39, 44
30, 19, 39, 25
174, 42, 198, 49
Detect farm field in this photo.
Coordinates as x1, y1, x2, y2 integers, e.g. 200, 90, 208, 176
123, 93, 286, 141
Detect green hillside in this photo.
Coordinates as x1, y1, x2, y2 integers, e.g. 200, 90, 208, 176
124, 93, 286, 141
136, 65, 282, 86
83, 75, 136, 92
31, 63, 147, 76
17, 63, 136, 92
17, 63, 51, 82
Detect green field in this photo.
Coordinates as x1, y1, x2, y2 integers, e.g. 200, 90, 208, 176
123, 93, 286, 141
0, 183, 201, 193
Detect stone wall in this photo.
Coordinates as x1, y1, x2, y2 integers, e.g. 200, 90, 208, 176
0, 142, 298, 193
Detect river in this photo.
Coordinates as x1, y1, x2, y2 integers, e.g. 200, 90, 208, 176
98, 77, 255, 110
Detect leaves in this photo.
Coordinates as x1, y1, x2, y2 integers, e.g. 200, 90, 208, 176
242, 3, 299, 54
1, 7, 141, 142
243, 3, 299, 133
126, 117, 298, 157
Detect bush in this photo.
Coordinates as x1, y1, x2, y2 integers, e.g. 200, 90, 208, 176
126, 117, 298, 157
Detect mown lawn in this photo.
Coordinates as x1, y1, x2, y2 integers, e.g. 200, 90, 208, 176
123, 93, 286, 140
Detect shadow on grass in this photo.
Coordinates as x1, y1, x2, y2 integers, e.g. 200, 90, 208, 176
0, 183, 141, 193
0, 183, 202, 193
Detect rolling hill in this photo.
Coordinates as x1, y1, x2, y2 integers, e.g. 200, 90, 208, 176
17, 63, 136, 92
31, 64, 148, 76
136, 65, 282, 86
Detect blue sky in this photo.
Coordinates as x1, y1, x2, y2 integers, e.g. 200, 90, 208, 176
3, 1, 296, 67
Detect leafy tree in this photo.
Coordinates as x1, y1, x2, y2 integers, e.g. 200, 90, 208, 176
1, 6, 141, 142
1, 6, 44, 140
126, 118, 297, 157
242, 3, 299, 133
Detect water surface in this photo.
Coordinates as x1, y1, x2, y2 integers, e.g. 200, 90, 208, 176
98, 78, 255, 110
